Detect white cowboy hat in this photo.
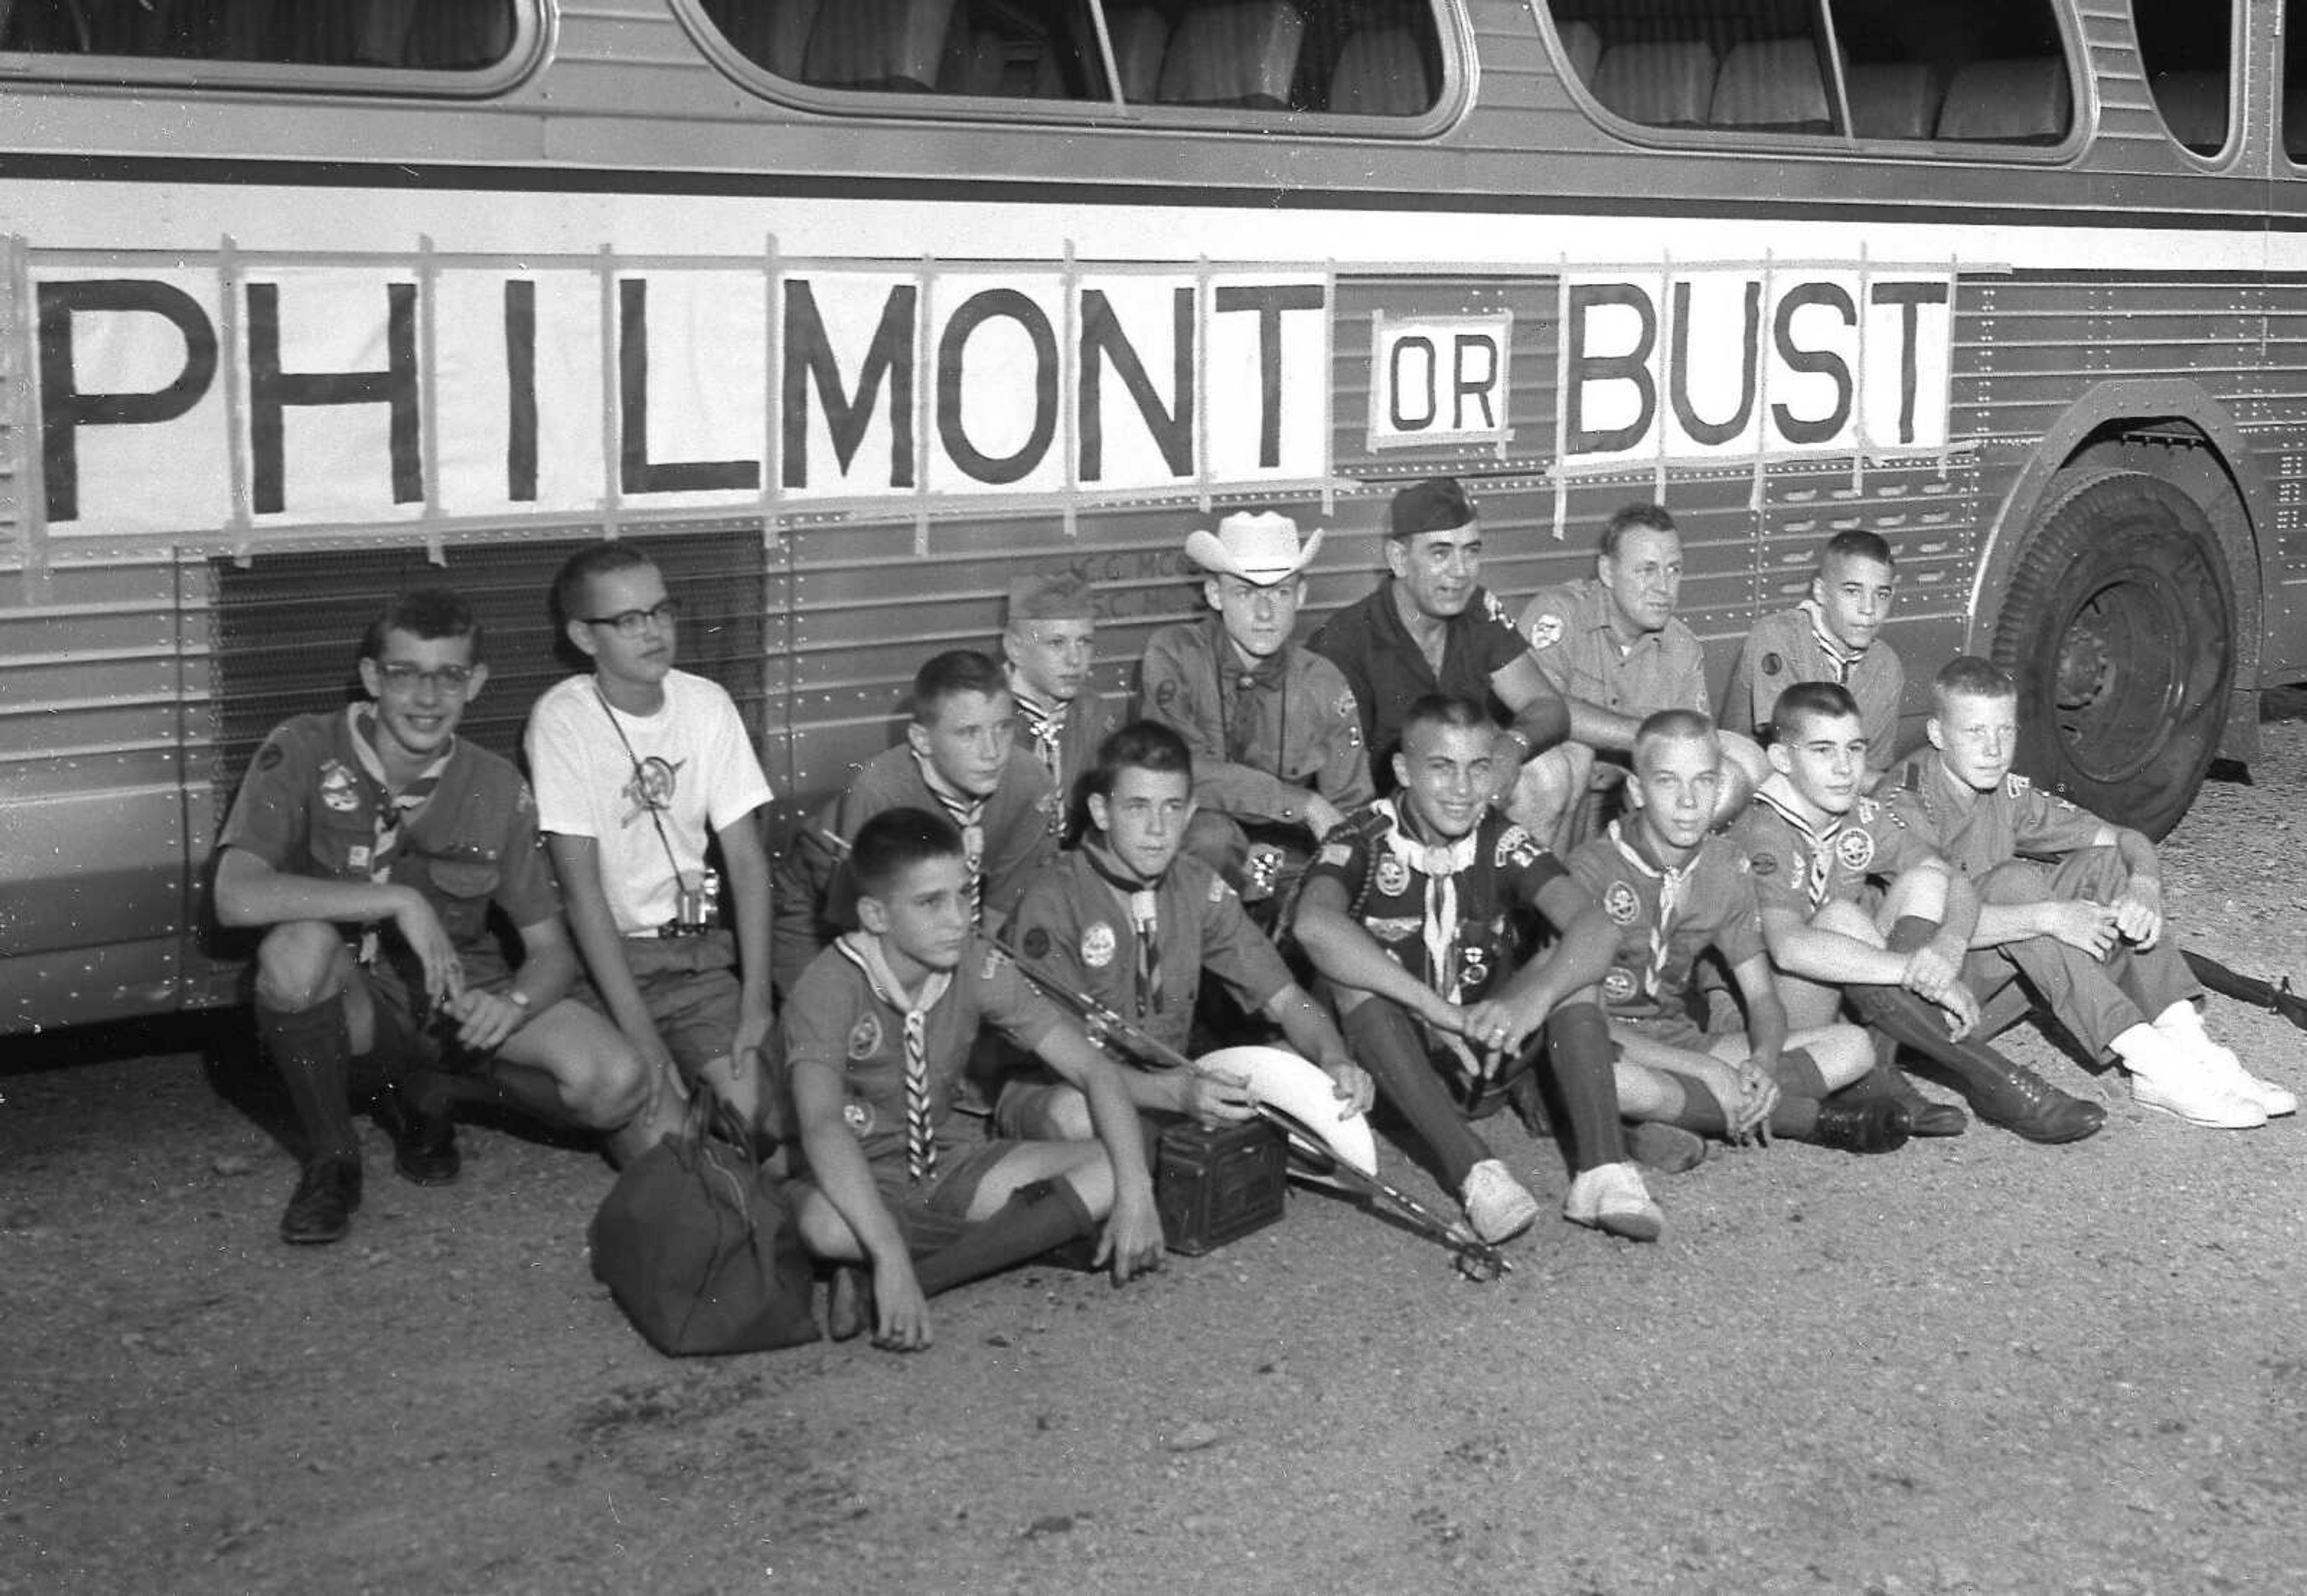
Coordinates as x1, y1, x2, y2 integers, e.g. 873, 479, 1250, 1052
1194, 1045, 1377, 1178
1184, 511, 1325, 586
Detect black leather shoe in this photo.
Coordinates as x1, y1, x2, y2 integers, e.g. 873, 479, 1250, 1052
376, 1082, 460, 1185
1805, 1099, 1912, 1155
1625, 1120, 1709, 1173
279, 1158, 362, 1245
1901, 1097, 1971, 1137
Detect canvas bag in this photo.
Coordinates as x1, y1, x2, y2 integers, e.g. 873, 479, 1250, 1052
589, 1092, 821, 1355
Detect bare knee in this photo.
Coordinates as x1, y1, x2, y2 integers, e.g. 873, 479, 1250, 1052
254, 922, 350, 1010
559, 1040, 652, 1130
1807, 1024, 1875, 1086
1059, 1147, 1116, 1220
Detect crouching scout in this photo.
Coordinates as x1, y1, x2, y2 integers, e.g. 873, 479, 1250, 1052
995, 721, 1372, 1139
784, 808, 1165, 1351
1293, 694, 1630, 1245
1567, 712, 1902, 1172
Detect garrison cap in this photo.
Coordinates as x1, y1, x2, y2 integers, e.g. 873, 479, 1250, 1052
1388, 476, 1477, 539
1006, 570, 1095, 625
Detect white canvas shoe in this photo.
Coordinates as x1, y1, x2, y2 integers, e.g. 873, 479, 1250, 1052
1459, 1158, 1540, 1244
2186, 1040, 2299, 1118
1563, 1162, 1663, 1243
2130, 1064, 2269, 1129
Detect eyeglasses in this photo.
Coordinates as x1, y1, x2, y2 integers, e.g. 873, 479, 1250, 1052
375, 663, 475, 695
578, 598, 682, 637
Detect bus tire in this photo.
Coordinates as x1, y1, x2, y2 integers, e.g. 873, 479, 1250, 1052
1988, 467, 2234, 841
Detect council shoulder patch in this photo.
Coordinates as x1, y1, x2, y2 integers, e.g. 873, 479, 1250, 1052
1603, 880, 1640, 926
846, 1014, 881, 1060
2006, 774, 2032, 796
1495, 824, 1541, 869
1855, 796, 1878, 824
981, 945, 1010, 980
1080, 921, 1117, 969
1528, 613, 1565, 650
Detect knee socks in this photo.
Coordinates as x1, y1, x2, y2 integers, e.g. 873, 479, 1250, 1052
1340, 998, 1491, 1191
914, 1177, 1096, 1297
1545, 1001, 1626, 1173
258, 998, 360, 1165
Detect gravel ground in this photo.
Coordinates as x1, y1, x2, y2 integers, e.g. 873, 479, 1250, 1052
6, 728, 2307, 1596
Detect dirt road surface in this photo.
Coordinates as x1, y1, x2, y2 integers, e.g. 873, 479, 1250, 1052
8, 729, 2307, 1596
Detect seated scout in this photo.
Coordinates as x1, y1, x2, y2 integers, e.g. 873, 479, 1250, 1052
1294, 694, 1629, 1245
212, 588, 678, 1246
1515, 503, 1768, 853
771, 650, 1059, 998
995, 721, 1373, 1139
1730, 681, 2105, 1143
1567, 711, 1904, 1168
526, 544, 780, 1148
783, 808, 1166, 1351
1720, 529, 1906, 778
1307, 476, 1570, 809
1886, 657, 2292, 1130
1142, 511, 1372, 910
1002, 569, 1118, 832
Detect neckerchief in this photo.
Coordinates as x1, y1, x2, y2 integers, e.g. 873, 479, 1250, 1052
1800, 598, 1865, 686
911, 751, 989, 921
347, 704, 454, 965
1750, 784, 1840, 914
1373, 796, 1482, 1002
1009, 677, 1069, 791
1214, 623, 1292, 766
833, 931, 953, 1183
1607, 820, 1697, 1001
1082, 841, 1165, 1018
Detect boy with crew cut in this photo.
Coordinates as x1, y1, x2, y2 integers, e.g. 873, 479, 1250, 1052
785, 808, 1165, 1350
771, 650, 1060, 998
1567, 711, 1903, 1165
214, 588, 677, 1245
1730, 681, 2105, 1143
997, 721, 1373, 1139
1002, 570, 1119, 832
1294, 694, 1641, 1243
526, 544, 780, 1147
1721, 529, 1907, 777
1886, 657, 2290, 1129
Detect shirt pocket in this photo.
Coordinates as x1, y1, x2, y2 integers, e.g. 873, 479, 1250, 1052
412, 849, 501, 943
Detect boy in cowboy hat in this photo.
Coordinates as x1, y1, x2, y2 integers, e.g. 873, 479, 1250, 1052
1002, 569, 1119, 836
1141, 509, 1371, 912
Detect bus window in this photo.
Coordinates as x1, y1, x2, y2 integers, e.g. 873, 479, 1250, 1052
0, 1, 523, 71
690, 0, 1446, 117
2133, 0, 2231, 156
1546, 0, 2073, 147
2287, 0, 2307, 164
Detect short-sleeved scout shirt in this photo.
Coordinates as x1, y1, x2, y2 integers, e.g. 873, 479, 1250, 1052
217, 708, 560, 965
1301, 799, 1567, 1001
1719, 606, 1906, 771
1518, 577, 1709, 719
1883, 756, 2107, 879
1141, 617, 1372, 826
1567, 825, 1764, 1019
1306, 579, 1530, 788
1727, 783, 1941, 920
782, 933, 1063, 1179
1012, 846, 1292, 1061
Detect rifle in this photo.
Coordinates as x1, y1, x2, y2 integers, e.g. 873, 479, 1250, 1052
2183, 949, 2307, 1034
985, 932, 1512, 1281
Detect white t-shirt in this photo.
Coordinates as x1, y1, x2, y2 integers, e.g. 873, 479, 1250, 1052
526, 669, 774, 936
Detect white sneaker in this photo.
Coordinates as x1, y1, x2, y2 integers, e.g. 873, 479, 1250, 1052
2130, 1064, 2268, 1129
1459, 1158, 1540, 1244
2189, 1040, 2299, 1118
1563, 1162, 1663, 1243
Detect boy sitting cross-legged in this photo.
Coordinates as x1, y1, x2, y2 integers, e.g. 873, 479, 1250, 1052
784, 807, 1166, 1351
996, 720, 1373, 1138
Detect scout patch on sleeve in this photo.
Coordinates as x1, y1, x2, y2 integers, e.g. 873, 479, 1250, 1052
1761, 652, 1783, 678
1154, 678, 1179, 712
1603, 881, 1640, 925
2006, 774, 2031, 796
1834, 828, 1876, 872
1748, 850, 1778, 878
254, 738, 286, 774
1080, 922, 1117, 968
847, 1015, 882, 1060
1528, 614, 1565, 650
1022, 926, 1051, 960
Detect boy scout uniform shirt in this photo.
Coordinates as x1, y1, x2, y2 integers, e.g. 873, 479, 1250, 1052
1728, 786, 1941, 919
217, 708, 559, 974
1301, 800, 1566, 1000
1566, 826, 1764, 1020
1009, 670, 1120, 830
1883, 757, 2106, 878
1012, 846, 1293, 1061
1306, 579, 1530, 790
1141, 616, 1373, 827
1720, 607, 1906, 772
783, 936, 1063, 1177
1517, 577, 1710, 721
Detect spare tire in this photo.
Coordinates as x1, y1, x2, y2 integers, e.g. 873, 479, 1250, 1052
1989, 467, 2234, 840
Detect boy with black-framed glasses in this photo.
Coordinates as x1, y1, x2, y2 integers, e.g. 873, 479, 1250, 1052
526, 542, 781, 1149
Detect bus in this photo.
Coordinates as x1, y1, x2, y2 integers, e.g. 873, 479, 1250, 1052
1, 0, 2296, 1034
